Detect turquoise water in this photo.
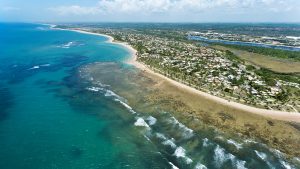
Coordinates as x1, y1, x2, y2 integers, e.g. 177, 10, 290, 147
0, 23, 299, 169
0, 23, 170, 169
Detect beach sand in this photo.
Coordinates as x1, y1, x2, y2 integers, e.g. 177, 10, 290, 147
59, 27, 300, 123
68, 26, 300, 158
126, 44, 300, 123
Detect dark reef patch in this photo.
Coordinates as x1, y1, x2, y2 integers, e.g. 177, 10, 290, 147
1, 52, 90, 85
0, 85, 14, 121
6, 64, 37, 84
69, 146, 83, 159
57, 53, 89, 68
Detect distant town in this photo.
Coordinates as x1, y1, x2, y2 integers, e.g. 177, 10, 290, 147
62, 26, 300, 113
188, 31, 300, 48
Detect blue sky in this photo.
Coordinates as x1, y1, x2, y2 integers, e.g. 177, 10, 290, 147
1, 0, 300, 22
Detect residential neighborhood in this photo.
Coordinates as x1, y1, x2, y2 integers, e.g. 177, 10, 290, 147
88, 28, 300, 112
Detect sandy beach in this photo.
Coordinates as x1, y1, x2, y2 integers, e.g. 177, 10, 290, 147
52, 27, 137, 59
123, 37, 300, 123
131, 59, 300, 122
58, 27, 300, 123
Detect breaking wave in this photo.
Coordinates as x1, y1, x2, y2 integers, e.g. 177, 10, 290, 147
86, 83, 136, 114
227, 139, 243, 149
214, 145, 247, 169
202, 138, 210, 147
146, 116, 157, 125
134, 117, 150, 128
56, 41, 85, 49
168, 116, 194, 139
169, 162, 179, 169
114, 99, 137, 114
254, 150, 267, 161
162, 139, 177, 149
86, 87, 104, 92
195, 162, 208, 169
280, 160, 293, 169
173, 146, 193, 164
27, 63, 51, 70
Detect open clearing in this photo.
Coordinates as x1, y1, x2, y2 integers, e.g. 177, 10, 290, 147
212, 45, 300, 74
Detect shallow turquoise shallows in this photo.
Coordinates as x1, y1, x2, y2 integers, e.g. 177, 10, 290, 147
0, 23, 299, 169
0, 23, 169, 169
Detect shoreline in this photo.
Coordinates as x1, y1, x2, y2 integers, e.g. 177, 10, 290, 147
51, 27, 137, 62
131, 60, 300, 122
56, 26, 300, 123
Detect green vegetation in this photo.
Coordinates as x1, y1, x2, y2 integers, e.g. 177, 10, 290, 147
72, 25, 300, 112
212, 43, 300, 61
255, 68, 300, 84
224, 50, 243, 62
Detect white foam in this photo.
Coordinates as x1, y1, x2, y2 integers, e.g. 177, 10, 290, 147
144, 135, 151, 141
235, 160, 247, 169
105, 90, 127, 105
214, 145, 235, 168
244, 139, 258, 144
254, 150, 275, 169
146, 116, 157, 125
195, 162, 207, 169
156, 133, 167, 140
134, 118, 150, 128
174, 147, 186, 158
186, 157, 193, 164
202, 138, 210, 147
63, 41, 73, 48
215, 136, 224, 141
59, 41, 85, 49
28, 65, 40, 70
86, 87, 104, 92
286, 36, 300, 40
162, 139, 177, 149
28, 64, 50, 70
40, 64, 50, 67
169, 162, 179, 169
105, 90, 121, 98
272, 149, 285, 159
114, 99, 136, 114
280, 160, 293, 169
96, 81, 110, 87
254, 150, 267, 160
227, 139, 243, 149
168, 116, 193, 139
173, 146, 193, 164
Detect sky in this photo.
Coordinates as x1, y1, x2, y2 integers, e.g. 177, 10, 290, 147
1, 0, 300, 23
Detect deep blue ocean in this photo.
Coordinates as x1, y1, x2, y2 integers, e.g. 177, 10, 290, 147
0, 23, 299, 169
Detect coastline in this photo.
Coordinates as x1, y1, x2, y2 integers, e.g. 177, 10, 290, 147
130, 60, 300, 122
51, 27, 137, 62
57, 26, 300, 123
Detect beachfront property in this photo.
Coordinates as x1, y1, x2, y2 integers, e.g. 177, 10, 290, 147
74, 27, 300, 112
88, 28, 299, 112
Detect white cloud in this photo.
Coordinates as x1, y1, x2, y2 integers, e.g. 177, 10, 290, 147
48, 0, 299, 16
48, 5, 100, 15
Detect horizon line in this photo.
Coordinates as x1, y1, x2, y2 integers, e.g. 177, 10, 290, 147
1, 21, 300, 25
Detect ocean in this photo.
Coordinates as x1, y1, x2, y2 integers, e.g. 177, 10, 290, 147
0, 23, 298, 169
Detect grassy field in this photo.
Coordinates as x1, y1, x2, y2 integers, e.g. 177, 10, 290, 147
212, 45, 300, 74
